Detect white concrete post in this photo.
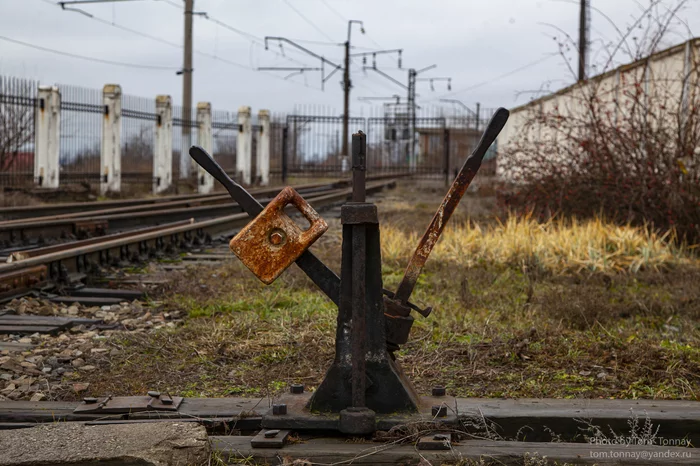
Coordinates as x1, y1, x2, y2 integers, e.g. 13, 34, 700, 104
34, 86, 61, 188
236, 106, 252, 185
101, 84, 121, 194
196, 102, 214, 193
256, 109, 270, 186
153, 95, 173, 194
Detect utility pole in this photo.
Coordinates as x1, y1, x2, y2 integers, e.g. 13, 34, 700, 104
407, 69, 417, 170
264, 26, 402, 163
578, 0, 589, 81
343, 40, 351, 158
179, 0, 194, 178
365, 64, 450, 171
342, 20, 364, 158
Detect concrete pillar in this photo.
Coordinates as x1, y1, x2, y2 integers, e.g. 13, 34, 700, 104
153, 95, 173, 194
34, 86, 61, 188
101, 84, 121, 194
236, 106, 252, 185
196, 102, 214, 193
256, 109, 270, 186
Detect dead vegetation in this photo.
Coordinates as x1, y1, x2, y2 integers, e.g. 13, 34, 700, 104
69, 182, 699, 403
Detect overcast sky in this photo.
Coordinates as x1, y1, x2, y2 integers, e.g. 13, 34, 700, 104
1, 0, 698, 115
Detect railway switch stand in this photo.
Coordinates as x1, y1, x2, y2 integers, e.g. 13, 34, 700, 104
187, 107, 510, 439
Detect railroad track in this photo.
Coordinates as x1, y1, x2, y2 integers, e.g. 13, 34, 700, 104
0, 178, 398, 303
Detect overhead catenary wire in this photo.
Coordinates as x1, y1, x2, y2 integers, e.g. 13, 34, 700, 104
281, 0, 336, 43
0, 34, 180, 70
36, 0, 325, 91
426, 53, 560, 102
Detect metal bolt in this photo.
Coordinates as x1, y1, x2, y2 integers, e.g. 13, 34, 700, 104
269, 230, 286, 246
290, 383, 304, 394
147, 391, 161, 398
272, 403, 287, 415
264, 429, 280, 438
431, 405, 447, 418
83, 397, 98, 404
432, 386, 446, 397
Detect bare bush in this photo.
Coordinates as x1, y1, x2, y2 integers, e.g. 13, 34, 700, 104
122, 126, 154, 173
0, 77, 35, 173
500, 1, 700, 244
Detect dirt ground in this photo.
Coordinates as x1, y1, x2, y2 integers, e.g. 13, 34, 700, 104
1, 180, 698, 404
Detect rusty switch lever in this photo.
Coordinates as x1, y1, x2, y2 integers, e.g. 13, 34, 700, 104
391, 108, 510, 310
189, 145, 341, 304
189, 145, 431, 315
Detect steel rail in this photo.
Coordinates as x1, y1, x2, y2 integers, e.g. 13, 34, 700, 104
0, 176, 409, 246
0, 181, 344, 222
0, 185, 336, 228
6, 220, 194, 262
0, 180, 396, 281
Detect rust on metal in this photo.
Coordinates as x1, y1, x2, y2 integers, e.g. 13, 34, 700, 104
229, 186, 328, 284
73, 394, 183, 414
390, 166, 478, 310
390, 107, 510, 312
0, 265, 47, 293
74, 219, 108, 237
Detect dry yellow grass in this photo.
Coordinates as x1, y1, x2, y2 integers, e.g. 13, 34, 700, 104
381, 214, 697, 274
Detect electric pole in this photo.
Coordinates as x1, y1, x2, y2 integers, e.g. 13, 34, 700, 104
364, 63, 450, 171
264, 24, 401, 163
342, 20, 364, 158
578, 0, 589, 81
343, 40, 351, 158
181, 0, 194, 178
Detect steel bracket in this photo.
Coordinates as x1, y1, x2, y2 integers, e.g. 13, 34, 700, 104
417, 433, 454, 450
250, 429, 291, 449
73, 393, 183, 414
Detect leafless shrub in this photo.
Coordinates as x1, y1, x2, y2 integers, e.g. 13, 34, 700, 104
500, 0, 700, 244
0, 77, 35, 173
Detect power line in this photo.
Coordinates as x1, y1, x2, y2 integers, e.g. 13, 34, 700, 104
0, 34, 180, 70
153, 0, 181, 9
37, 0, 324, 90
281, 0, 335, 42
427, 53, 559, 101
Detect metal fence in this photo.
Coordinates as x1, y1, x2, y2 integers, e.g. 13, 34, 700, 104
212, 109, 237, 178
269, 114, 286, 182
172, 104, 198, 183
286, 114, 366, 177
1, 73, 502, 191
57, 84, 102, 185
0, 76, 36, 187
122, 93, 157, 187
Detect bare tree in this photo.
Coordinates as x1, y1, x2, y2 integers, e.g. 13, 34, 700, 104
501, 0, 700, 243
0, 77, 35, 172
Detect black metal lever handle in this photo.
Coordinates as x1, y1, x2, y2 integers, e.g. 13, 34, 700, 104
189, 145, 264, 218
464, 107, 510, 172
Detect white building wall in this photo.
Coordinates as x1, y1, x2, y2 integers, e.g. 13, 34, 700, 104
497, 38, 700, 180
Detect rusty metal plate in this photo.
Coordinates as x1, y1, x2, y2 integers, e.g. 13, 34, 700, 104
229, 187, 328, 284
250, 429, 291, 449
0, 266, 47, 294
73, 395, 183, 414
417, 433, 453, 450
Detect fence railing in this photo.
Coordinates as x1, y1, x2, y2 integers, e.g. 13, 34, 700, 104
0, 74, 496, 192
